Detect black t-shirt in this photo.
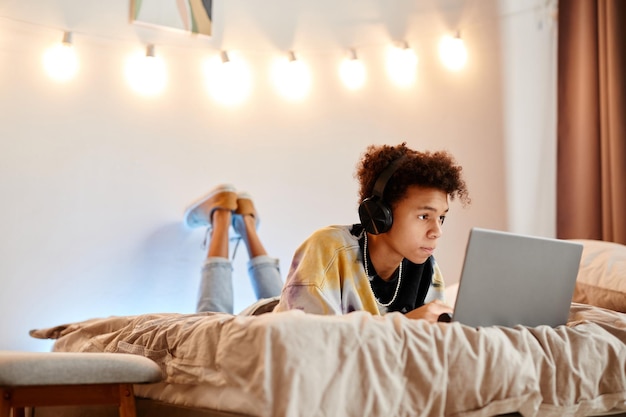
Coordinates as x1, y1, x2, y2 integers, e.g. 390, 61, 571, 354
351, 224, 433, 314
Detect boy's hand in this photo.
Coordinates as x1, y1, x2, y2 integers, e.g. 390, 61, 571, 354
405, 299, 453, 323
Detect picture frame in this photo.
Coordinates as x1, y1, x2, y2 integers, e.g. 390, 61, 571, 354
130, 0, 212, 36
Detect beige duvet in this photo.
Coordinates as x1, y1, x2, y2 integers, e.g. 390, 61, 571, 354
31, 303, 626, 417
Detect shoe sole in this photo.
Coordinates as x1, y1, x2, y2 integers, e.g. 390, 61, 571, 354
183, 184, 237, 229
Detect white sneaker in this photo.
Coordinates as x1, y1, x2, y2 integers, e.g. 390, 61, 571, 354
183, 184, 237, 228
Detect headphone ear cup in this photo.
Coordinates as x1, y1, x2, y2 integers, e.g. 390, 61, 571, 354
358, 197, 393, 235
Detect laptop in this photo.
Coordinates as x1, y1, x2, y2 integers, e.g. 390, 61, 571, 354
451, 227, 583, 328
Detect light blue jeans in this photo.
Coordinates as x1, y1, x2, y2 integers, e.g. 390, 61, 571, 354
196, 255, 283, 314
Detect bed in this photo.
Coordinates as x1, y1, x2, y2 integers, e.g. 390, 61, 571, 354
29, 239, 626, 417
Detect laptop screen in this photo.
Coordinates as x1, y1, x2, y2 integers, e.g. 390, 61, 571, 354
452, 228, 583, 328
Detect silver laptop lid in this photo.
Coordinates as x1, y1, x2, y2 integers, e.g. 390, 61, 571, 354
452, 228, 583, 328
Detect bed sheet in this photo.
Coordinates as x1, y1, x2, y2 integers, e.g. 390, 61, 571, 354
30, 303, 626, 417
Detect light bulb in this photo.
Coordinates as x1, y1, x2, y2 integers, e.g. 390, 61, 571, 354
125, 45, 167, 96
439, 33, 468, 71
204, 51, 252, 106
386, 42, 417, 87
271, 51, 311, 101
43, 32, 78, 82
339, 49, 366, 90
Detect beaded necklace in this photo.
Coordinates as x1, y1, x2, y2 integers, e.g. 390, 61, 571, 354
364, 233, 403, 307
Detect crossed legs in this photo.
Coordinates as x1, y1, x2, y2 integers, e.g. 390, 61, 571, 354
188, 185, 283, 314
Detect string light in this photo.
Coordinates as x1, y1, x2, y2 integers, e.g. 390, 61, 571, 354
386, 41, 418, 87
43, 31, 79, 82
339, 48, 366, 90
203, 50, 252, 106
25, 21, 470, 97
124, 44, 167, 96
271, 50, 311, 101
439, 31, 468, 71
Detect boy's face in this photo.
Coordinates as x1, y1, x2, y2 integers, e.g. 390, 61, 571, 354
384, 185, 449, 265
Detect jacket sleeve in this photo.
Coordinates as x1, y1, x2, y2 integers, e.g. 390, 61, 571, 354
423, 257, 447, 304
275, 226, 384, 315
273, 228, 345, 314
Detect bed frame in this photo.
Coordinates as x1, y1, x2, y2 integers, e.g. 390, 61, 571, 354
31, 399, 626, 417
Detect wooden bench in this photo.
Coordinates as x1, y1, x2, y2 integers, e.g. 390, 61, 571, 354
0, 351, 163, 417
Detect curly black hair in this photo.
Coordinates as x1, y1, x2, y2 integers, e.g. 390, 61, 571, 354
355, 142, 470, 208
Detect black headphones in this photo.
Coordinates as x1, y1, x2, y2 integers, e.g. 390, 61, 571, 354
358, 155, 407, 235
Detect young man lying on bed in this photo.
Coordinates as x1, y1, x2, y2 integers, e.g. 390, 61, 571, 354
185, 142, 470, 323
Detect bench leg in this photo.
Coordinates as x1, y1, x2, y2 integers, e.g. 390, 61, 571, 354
118, 384, 136, 417
0, 389, 9, 417
1, 389, 25, 417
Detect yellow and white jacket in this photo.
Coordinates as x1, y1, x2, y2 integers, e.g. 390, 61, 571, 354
273, 225, 446, 315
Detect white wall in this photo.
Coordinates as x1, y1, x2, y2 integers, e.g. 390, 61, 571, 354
500, 0, 558, 236
0, 0, 555, 351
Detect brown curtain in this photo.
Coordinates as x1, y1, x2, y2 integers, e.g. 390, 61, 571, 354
557, 0, 626, 244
